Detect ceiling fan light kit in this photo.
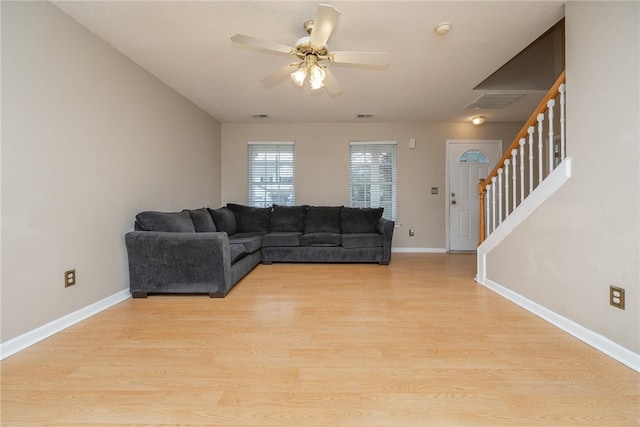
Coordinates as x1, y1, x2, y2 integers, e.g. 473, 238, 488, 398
231, 4, 389, 95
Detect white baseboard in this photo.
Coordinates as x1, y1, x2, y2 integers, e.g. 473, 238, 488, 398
393, 247, 447, 253
0, 289, 131, 360
478, 277, 640, 373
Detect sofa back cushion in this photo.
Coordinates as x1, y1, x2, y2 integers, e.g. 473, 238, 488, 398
227, 203, 272, 233
208, 207, 237, 236
340, 207, 384, 234
270, 205, 308, 232
304, 206, 342, 233
186, 208, 217, 232
135, 211, 196, 232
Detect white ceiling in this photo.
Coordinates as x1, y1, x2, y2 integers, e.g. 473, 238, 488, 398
51, 1, 565, 124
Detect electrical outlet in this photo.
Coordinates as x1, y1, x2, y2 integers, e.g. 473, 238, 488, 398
610, 285, 625, 310
65, 269, 76, 288
409, 228, 415, 237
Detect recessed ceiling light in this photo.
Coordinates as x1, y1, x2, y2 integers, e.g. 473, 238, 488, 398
434, 22, 451, 36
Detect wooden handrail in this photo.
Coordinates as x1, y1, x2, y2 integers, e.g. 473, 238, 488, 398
480, 70, 566, 189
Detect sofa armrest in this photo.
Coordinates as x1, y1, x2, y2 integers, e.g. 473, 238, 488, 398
125, 231, 232, 296
377, 218, 395, 264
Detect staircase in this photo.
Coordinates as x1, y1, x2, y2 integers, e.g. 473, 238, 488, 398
476, 71, 569, 281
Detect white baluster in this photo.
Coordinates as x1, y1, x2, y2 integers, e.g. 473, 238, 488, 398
491, 177, 497, 232
560, 83, 566, 160
485, 184, 491, 236
528, 127, 534, 195
537, 113, 544, 184
504, 160, 510, 216
497, 168, 503, 224
547, 99, 555, 172
519, 138, 525, 204
511, 149, 518, 211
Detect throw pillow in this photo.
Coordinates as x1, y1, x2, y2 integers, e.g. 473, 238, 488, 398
185, 208, 217, 232
135, 211, 196, 232
304, 206, 342, 234
270, 205, 308, 232
208, 207, 237, 236
340, 207, 384, 234
227, 203, 271, 233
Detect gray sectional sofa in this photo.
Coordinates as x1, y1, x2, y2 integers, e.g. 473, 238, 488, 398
125, 204, 395, 298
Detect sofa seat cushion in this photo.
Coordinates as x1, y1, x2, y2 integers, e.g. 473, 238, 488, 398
227, 203, 271, 233
262, 232, 303, 247
136, 211, 196, 232
230, 243, 248, 264
228, 234, 263, 254
304, 206, 342, 233
208, 207, 237, 236
340, 207, 384, 233
185, 208, 217, 232
341, 233, 383, 249
301, 232, 342, 247
270, 205, 308, 232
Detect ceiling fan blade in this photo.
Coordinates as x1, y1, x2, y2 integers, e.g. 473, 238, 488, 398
231, 34, 295, 55
329, 51, 389, 66
323, 68, 342, 96
260, 63, 300, 88
309, 4, 341, 48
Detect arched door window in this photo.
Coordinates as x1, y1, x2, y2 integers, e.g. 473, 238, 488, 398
459, 149, 489, 164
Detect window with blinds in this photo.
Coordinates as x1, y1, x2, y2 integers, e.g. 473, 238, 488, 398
349, 142, 397, 220
247, 142, 295, 207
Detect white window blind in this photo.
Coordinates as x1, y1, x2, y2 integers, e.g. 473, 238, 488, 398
248, 142, 295, 207
349, 142, 397, 220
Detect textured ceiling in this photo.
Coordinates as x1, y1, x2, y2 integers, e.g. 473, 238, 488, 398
51, 1, 565, 124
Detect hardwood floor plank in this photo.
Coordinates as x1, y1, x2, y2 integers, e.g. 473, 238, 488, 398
2, 254, 638, 426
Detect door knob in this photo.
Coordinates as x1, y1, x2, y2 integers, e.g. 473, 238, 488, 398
451, 200, 457, 205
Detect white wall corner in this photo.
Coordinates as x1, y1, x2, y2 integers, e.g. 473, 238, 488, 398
0, 289, 131, 360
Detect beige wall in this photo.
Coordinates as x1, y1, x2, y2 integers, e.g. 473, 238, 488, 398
486, 2, 639, 352
222, 122, 521, 249
1, 2, 222, 341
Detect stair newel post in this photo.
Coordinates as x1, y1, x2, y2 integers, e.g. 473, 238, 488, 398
511, 149, 518, 212
528, 126, 535, 196
504, 160, 510, 216
478, 179, 486, 245
519, 138, 526, 204
547, 99, 555, 172
560, 83, 566, 160
491, 177, 497, 232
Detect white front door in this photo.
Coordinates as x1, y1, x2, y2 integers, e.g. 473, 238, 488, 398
448, 141, 501, 251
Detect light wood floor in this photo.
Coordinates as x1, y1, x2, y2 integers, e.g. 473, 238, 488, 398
2, 254, 639, 426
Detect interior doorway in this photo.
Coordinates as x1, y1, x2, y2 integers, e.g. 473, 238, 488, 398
446, 140, 501, 251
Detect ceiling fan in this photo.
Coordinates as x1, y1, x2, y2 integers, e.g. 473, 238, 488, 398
230, 4, 389, 95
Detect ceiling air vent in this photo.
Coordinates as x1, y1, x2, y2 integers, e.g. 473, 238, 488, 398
465, 93, 527, 109
356, 113, 374, 119
251, 113, 269, 119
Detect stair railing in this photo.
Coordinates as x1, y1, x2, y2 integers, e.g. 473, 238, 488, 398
478, 70, 566, 245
